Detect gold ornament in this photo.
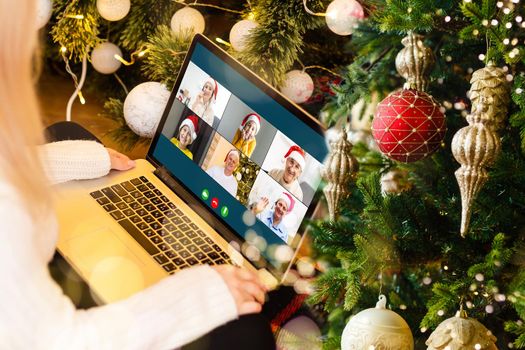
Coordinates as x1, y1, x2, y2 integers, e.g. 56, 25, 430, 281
322, 128, 359, 220
451, 63, 510, 236
426, 308, 498, 350
395, 32, 436, 91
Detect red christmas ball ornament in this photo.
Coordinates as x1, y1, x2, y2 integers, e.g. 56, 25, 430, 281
371, 89, 446, 163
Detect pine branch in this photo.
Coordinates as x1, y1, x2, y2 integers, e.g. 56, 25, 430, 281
99, 98, 149, 151
51, 0, 101, 61
141, 25, 192, 90
235, 0, 327, 87
114, 0, 177, 51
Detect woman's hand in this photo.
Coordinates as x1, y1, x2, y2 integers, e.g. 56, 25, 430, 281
106, 148, 135, 171
212, 265, 266, 316
252, 197, 269, 214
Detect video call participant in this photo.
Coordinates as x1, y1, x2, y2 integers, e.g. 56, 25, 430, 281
268, 145, 305, 201
191, 77, 218, 126
250, 192, 295, 242
232, 113, 261, 157
206, 149, 240, 197
170, 115, 199, 160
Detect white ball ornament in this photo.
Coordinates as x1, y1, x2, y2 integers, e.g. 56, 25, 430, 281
96, 0, 131, 22
280, 70, 314, 104
36, 0, 53, 29
123, 82, 171, 138
341, 295, 414, 350
325, 0, 365, 36
229, 19, 258, 52
171, 7, 205, 35
91, 42, 122, 74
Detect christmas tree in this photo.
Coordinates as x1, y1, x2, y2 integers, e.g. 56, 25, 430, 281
40, 0, 525, 348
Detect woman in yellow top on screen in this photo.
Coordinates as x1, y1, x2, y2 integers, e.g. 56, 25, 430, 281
232, 113, 261, 157
171, 115, 199, 160
191, 78, 218, 126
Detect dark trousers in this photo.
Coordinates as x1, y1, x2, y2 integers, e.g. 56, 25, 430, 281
46, 121, 279, 350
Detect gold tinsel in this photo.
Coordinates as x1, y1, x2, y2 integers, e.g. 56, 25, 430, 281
451, 63, 511, 236
322, 128, 359, 220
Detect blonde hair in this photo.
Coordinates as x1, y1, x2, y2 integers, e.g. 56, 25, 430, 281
0, 0, 48, 216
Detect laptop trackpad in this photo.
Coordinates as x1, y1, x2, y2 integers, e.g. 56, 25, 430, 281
66, 227, 147, 302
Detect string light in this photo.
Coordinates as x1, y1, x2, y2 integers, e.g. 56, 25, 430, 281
504, 38, 510, 45
60, 46, 67, 53
78, 91, 86, 104
445, 16, 451, 22
516, 16, 523, 23
496, 0, 503, 6
482, 19, 489, 26
478, 53, 486, 61
173, 0, 242, 14
65, 14, 84, 19
215, 37, 231, 46
113, 47, 149, 66
491, 19, 498, 26
503, 7, 511, 14
506, 22, 512, 28
303, 0, 326, 16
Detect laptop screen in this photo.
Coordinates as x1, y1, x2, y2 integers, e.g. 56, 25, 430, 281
149, 35, 328, 272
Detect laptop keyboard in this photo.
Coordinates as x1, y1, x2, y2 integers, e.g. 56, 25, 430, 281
90, 176, 232, 274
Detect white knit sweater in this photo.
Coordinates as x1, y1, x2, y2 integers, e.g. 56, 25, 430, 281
0, 140, 238, 349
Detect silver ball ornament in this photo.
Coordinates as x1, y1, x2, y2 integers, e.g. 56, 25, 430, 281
123, 82, 171, 138
91, 42, 122, 74
229, 19, 258, 52
280, 70, 314, 104
171, 7, 205, 36
36, 0, 53, 29
325, 0, 364, 36
96, 0, 131, 22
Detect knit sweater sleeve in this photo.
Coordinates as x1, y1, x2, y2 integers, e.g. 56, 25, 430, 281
38, 140, 111, 185
0, 189, 238, 349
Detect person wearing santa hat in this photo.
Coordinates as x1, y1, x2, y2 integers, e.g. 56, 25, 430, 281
268, 145, 305, 201
206, 149, 240, 197
170, 115, 200, 160
191, 77, 218, 126
232, 113, 261, 157
250, 192, 295, 242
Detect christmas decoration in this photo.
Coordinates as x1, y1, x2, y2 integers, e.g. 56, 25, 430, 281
96, 0, 131, 22
322, 128, 358, 220
90, 42, 122, 75
170, 7, 205, 36
229, 19, 258, 52
426, 308, 498, 349
380, 169, 411, 194
341, 295, 414, 350
350, 93, 378, 132
372, 32, 445, 163
36, 0, 53, 29
395, 32, 435, 91
371, 89, 446, 162
123, 82, 170, 138
452, 63, 511, 237
325, 0, 364, 36
280, 70, 314, 104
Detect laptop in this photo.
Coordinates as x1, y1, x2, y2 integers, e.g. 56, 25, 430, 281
54, 34, 328, 304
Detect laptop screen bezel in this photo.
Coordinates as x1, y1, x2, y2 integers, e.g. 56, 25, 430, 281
147, 33, 326, 280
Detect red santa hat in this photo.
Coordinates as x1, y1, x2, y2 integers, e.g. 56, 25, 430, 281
224, 148, 240, 162
277, 192, 295, 213
179, 115, 199, 142
284, 145, 306, 170
238, 113, 261, 135
205, 78, 218, 101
